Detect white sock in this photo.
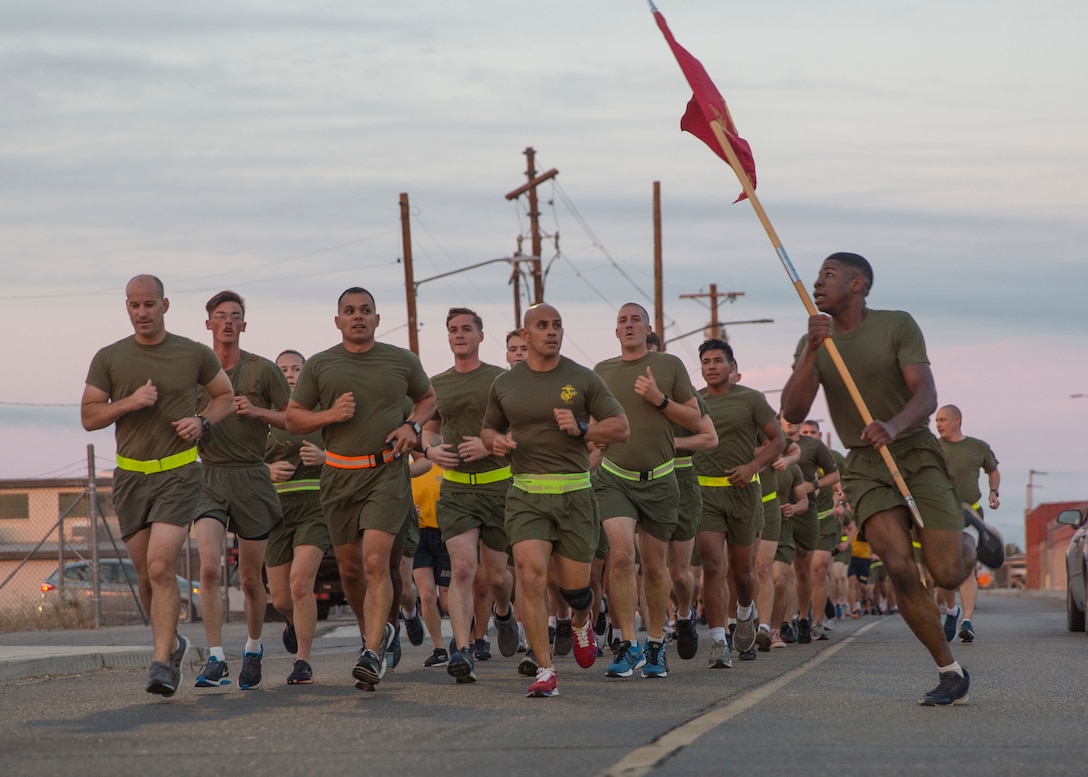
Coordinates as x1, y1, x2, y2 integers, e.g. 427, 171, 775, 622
709, 626, 727, 643
963, 525, 979, 543
613, 629, 624, 643
947, 605, 961, 618
548, 615, 557, 628
402, 606, 417, 619
209, 646, 225, 661
244, 638, 261, 654
759, 623, 771, 633
938, 660, 964, 677
737, 603, 753, 621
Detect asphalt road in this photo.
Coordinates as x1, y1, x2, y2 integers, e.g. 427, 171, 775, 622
2, 590, 1085, 777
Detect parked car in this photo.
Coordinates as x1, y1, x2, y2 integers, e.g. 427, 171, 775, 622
1057, 508, 1088, 632
39, 559, 201, 624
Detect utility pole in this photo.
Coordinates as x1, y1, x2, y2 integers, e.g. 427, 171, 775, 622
653, 181, 664, 347
399, 192, 419, 355
679, 284, 746, 340
1026, 468, 1048, 518
505, 147, 558, 305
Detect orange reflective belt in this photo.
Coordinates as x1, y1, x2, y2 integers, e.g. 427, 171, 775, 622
326, 449, 399, 470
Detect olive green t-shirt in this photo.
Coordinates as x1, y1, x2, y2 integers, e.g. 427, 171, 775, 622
793, 309, 930, 449
85, 333, 222, 461
483, 357, 624, 475
776, 463, 805, 509
815, 448, 846, 513
693, 384, 777, 477
676, 392, 711, 450
266, 427, 325, 483
292, 342, 431, 456
431, 362, 509, 475
199, 351, 291, 465
938, 436, 998, 504
593, 351, 696, 471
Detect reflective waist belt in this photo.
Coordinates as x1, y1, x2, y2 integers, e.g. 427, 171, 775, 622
275, 478, 321, 494
326, 449, 399, 470
970, 500, 981, 511
674, 456, 693, 469
443, 466, 512, 486
818, 509, 835, 520
512, 472, 592, 494
600, 458, 675, 482
762, 490, 778, 503
116, 447, 198, 475
697, 473, 761, 488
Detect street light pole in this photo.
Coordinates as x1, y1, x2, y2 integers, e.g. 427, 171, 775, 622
1026, 468, 1048, 518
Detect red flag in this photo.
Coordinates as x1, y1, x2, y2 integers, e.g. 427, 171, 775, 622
652, 5, 756, 202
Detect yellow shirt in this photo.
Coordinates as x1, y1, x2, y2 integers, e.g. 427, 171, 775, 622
412, 464, 444, 530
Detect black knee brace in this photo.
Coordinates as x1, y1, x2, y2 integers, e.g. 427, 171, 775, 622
559, 586, 593, 612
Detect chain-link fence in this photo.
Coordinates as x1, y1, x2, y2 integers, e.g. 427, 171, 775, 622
0, 445, 211, 633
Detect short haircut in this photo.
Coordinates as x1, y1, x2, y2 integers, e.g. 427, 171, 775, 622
205, 290, 245, 318
698, 338, 734, 363
646, 331, 662, 349
802, 419, 821, 431
128, 274, 165, 299
939, 404, 962, 420
338, 286, 375, 310
276, 349, 306, 365
506, 330, 525, 344
825, 252, 873, 292
620, 301, 650, 321
446, 307, 482, 330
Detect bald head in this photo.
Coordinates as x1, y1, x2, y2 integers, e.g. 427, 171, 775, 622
126, 274, 164, 300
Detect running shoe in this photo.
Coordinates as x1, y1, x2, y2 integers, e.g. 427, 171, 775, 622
282, 620, 298, 654
706, 638, 732, 669
770, 629, 786, 649
424, 648, 450, 667
780, 621, 797, 644
943, 609, 960, 643
824, 597, 836, 621
834, 603, 843, 619
353, 647, 386, 689
493, 606, 520, 658
239, 646, 263, 690
797, 618, 813, 645
553, 618, 573, 656
641, 639, 668, 678
195, 656, 231, 687
473, 638, 492, 661
572, 619, 598, 668
605, 640, 645, 678
963, 509, 1005, 568
287, 659, 313, 685
594, 599, 609, 637
918, 668, 970, 706
725, 623, 735, 654
147, 660, 180, 697
739, 647, 757, 661
733, 613, 757, 654
518, 649, 539, 677
169, 633, 189, 688
526, 666, 558, 698
447, 648, 477, 683
815, 622, 830, 641
675, 617, 699, 660
755, 628, 772, 652
959, 619, 975, 643
386, 630, 403, 670
404, 607, 425, 647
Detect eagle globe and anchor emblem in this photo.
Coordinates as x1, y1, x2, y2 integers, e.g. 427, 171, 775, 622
560, 384, 578, 404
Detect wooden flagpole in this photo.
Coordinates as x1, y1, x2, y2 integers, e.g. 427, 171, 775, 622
707, 120, 926, 529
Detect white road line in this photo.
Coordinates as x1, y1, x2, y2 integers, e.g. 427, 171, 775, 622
597, 620, 883, 777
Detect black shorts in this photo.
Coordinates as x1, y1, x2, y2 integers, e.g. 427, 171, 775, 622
413, 526, 451, 587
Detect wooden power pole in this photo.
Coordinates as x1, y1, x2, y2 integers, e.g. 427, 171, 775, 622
399, 192, 419, 355
679, 284, 745, 341
653, 181, 664, 348
505, 147, 558, 305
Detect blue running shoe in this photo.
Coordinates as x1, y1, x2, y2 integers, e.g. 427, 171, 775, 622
640, 639, 668, 678
195, 657, 231, 688
447, 648, 477, 684
943, 609, 960, 643
238, 647, 263, 690
919, 668, 970, 706
606, 640, 645, 678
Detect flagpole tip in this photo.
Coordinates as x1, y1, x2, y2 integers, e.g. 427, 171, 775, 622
648, 0, 659, 13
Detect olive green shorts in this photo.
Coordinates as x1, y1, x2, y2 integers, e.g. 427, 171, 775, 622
266, 491, 331, 567
816, 512, 841, 552
761, 495, 783, 544
673, 466, 702, 542
699, 483, 763, 547
844, 436, 964, 532
869, 559, 888, 584
112, 462, 203, 541
792, 506, 819, 553
437, 483, 510, 553
774, 514, 795, 564
594, 468, 679, 543
196, 463, 282, 540
320, 462, 413, 546
398, 506, 420, 557
505, 485, 600, 565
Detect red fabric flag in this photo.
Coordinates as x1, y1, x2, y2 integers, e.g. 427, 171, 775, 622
652, 6, 756, 202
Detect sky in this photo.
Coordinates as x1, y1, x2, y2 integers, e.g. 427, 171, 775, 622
1, 0, 1086, 549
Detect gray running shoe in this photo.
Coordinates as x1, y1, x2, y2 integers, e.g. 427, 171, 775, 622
424, 648, 450, 667
755, 628, 772, 652
353, 647, 386, 688
287, 659, 313, 685
493, 606, 520, 658
706, 638, 732, 669
170, 633, 190, 688
733, 614, 757, 654
447, 648, 477, 684
147, 660, 180, 696
518, 649, 538, 677
553, 618, 573, 656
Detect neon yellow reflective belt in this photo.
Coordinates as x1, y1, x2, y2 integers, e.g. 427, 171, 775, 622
275, 478, 321, 494
970, 500, 981, 511
512, 472, 592, 494
818, 509, 835, 520
116, 447, 198, 475
600, 458, 675, 482
762, 490, 778, 503
697, 473, 761, 488
443, 466, 512, 486
674, 456, 693, 468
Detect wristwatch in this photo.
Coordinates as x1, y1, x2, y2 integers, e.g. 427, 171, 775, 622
656, 395, 670, 410
990, 489, 999, 497
812, 478, 820, 494
197, 415, 211, 435
577, 421, 589, 438
404, 420, 422, 436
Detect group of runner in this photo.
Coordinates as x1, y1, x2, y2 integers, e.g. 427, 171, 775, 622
81, 251, 1004, 705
